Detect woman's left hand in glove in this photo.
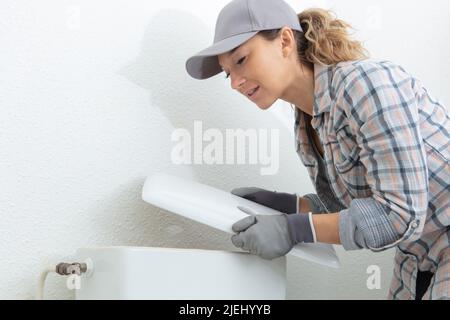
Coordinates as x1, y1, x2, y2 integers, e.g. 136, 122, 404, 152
231, 208, 315, 260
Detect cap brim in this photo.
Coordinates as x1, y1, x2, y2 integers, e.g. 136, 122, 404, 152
185, 31, 259, 80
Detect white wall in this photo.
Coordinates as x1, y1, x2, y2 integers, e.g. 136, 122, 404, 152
0, 0, 448, 299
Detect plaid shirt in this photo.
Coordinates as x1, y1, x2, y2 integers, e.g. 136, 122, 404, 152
294, 59, 449, 300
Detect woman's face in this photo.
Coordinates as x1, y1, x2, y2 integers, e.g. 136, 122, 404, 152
218, 33, 291, 110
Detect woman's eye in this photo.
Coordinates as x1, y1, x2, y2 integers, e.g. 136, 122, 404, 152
224, 57, 245, 79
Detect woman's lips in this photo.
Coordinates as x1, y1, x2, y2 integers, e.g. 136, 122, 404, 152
248, 86, 260, 100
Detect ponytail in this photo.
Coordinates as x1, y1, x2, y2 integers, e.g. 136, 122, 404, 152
260, 8, 369, 66
298, 8, 369, 65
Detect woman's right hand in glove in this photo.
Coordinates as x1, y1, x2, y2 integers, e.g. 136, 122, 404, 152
231, 187, 298, 214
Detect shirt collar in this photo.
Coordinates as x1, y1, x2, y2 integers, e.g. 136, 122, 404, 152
313, 63, 334, 117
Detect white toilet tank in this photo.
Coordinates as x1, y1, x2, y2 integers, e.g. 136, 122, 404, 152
74, 246, 286, 300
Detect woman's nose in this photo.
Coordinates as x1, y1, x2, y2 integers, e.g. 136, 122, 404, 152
230, 73, 245, 91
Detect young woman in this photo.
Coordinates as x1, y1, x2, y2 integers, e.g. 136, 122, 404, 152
185, 0, 449, 300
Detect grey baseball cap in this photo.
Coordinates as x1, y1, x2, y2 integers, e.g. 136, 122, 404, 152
185, 0, 302, 80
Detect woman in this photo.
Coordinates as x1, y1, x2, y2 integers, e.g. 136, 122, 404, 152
185, 0, 449, 300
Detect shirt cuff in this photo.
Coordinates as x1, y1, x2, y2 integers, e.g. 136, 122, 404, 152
303, 193, 328, 213
338, 209, 366, 250
339, 198, 401, 251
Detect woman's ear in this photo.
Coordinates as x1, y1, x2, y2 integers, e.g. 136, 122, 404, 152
280, 27, 295, 58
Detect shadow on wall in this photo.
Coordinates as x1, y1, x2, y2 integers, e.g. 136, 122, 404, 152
118, 9, 226, 132
120, 8, 257, 165
118, 9, 273, 190
114, 9, 266, 250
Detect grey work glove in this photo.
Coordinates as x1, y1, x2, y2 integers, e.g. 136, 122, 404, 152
231, 210, 315, 260
231, 187, 297, 214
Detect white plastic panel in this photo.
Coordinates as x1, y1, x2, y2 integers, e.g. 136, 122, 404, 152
142, 173, 340, 268
75, 246, 286, 299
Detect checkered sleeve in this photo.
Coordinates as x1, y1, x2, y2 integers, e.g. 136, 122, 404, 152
338, 62, 429, 252
302, 193, 329, 213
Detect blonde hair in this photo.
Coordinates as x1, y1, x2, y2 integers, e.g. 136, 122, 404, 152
260, 8, 369, 66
